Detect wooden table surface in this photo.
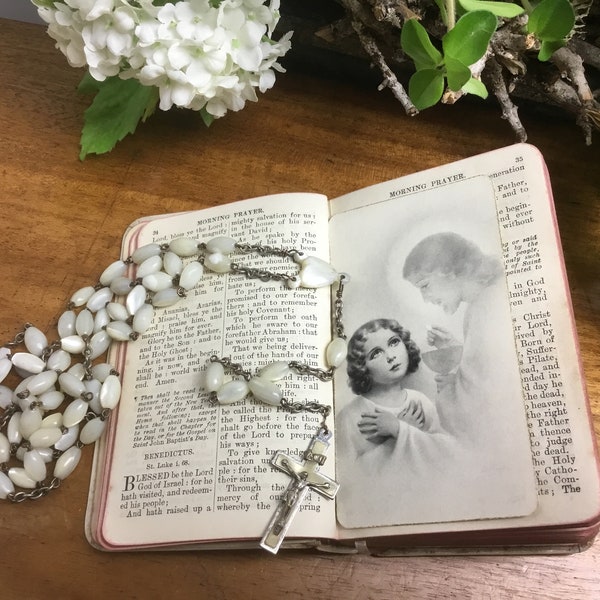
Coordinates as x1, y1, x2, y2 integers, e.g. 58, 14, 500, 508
1, 17, 599, 600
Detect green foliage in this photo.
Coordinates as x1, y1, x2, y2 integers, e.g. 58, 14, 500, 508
401, 13, 496, 110
527, 0, 576, 61
457, 0, 525, 18
78, 74, 159, 160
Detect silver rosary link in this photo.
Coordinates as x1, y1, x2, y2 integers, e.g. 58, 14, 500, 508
332, 274, 348, 340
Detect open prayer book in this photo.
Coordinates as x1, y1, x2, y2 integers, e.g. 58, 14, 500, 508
85, 144, 600, 555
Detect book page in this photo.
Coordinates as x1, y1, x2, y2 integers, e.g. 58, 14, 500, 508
329, 143, 600, 539
329, 175, 537, 529
87, 193, 339, 549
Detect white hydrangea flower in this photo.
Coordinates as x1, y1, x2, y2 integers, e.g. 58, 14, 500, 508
34, 0, 292, 119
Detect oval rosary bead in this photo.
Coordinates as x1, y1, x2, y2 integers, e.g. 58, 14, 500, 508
106, 302, 129, 322
94, 307, 110, 333
11, 352, 46, 374
58, 372, 86, 398
204, 361, 225, 392
0, 471, 15, 499
67, 362, 86, 380
100, 374, 121, 410
204, 252, 231, 273
206, 236, 237, 254
298, 257, 339, 288
110, 276, 134, 296
0, 385, 12, 409
162, 251, 183, 276
39, 390, 65, 411
8, 467, 37, 489
136, 255, 163, 278
258, 361, 290, 381
54, 446, 82, 480
99, 260, 127, 286
132, 303, 154, 334
24, 327, 48, 357
19, 407, 43, 439
60, 335, 86, 354
57, 310, 77, 338
126, 284, 147, 316
106, 321, 134, 341
62, 399, 89, 428
85, 378, 102, 414
169, 237, 199, 257
86, 287, 113, 313
89, 330, 111, 360
29, 426, 62, 449
91, 363, 115, 383
41, 412, 63, 429
326, 337, 348, 368
248, 377, 283, 406
179, 262, 204, 290
142, 272, 174, 292
80, 417, 106, 445
54, 425, 79, 452
0, 432, 11, 463
0, 357, 11, 384
75, 309, 95, 336
27, 370, 58, 396
131, 243, 161, 264
70, 285, 95, 307
46, 349, 71, 373
7, 413, 22, 444
152, 288, 181, 308
24, 449, 47, 482
216, 380, 249, 405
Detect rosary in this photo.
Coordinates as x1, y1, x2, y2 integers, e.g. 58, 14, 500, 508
0, 235, 348, 553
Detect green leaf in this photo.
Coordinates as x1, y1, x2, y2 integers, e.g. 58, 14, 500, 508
457, 0, 524, 18
461, 77, 489, 98
79, 76, 159, 160
200, 107, 215, 127
77, 71, 102, 95
538, 39, 565, 61
401, 19, 444, 70
408, 69, 445, 109
443, 11, 498, 66
445, 56, 472, 91
527, 0, 575, 42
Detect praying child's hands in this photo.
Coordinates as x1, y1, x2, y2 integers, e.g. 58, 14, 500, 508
358, 408, 400, 441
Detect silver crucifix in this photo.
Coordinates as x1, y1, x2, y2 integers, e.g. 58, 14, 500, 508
260, 428, 339, 554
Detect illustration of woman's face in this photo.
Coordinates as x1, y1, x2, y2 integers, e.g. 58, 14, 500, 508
408, 270, 462, 314
364, 328, 409, 386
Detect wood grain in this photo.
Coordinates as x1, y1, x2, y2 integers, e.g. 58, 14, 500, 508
1, 17, 599, 600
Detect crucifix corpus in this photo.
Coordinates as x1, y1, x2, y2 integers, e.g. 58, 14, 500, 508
260, 428, 339, 553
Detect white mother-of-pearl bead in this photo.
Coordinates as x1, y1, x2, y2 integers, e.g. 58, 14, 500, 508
8, 467, 37, 489
0, 385, 12, 409
91, 363, 114, 382
39, 390, 64, 411
298, 257, 339, 288
24, 327, 48, 357
136, 255, 163, 278
46, 349, 71, 373
11, 352, 45, 374
106, 302, 129, 322
7, 413, 22, 444
99, 260, 127, 286
0, 358, 11, 383
89, 330, 111, 360
326, 337, 348, 368
70, 286, 95, 307
94, 307, 110, 333
258, 361, 290, 381
62, 399, 89, 428
204, 252, 231, 273
179, 262, 204, 290
19, 408, 43, 439
54, 446, 82, 480
142, 272, 173, 292
80, 418, 106, 444
67, 362, 85, 380
132, 303, 154, 334
131, 243, 161, 264
216, 380, 249, 405
87, 287, 113, 313
100, 374, 121, 410
0, 432, 10, 463
106, 321, 134, 341
152, 288, 181, 307
57, 310, 77, 338
27, 370, 58, 396
29, 426, 62, 448
169, 237, 199, 257
204, 361, 225, 392
59, 372, 86, 398
0, 471, 15, 499
206, 236, 237, 254
24, 450, 47, 482
60, 335, 86, 354
248, 377, 282, 406
75, 309, 95, 337
126, 284, 147, 315
41, 413, 63, 428
110, 277, 134, 296
54, 425, 79, 451
163, 251, 183, 276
